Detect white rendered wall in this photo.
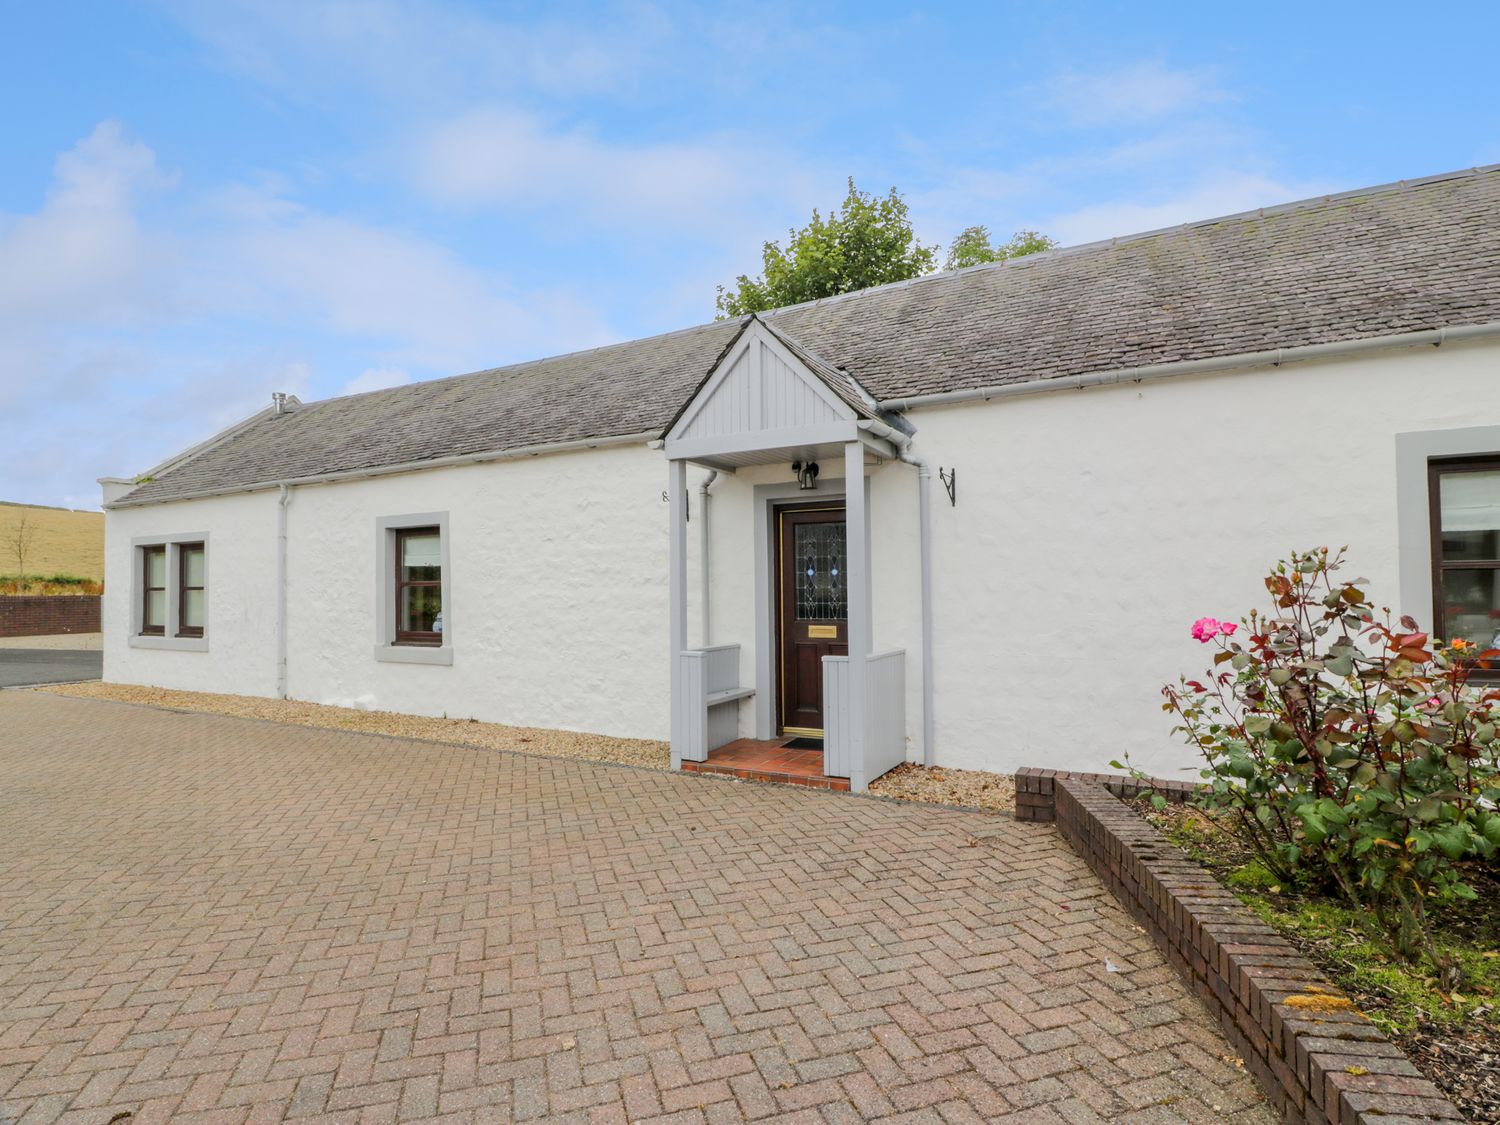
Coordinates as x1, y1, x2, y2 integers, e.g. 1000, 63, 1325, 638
283, 443, 682, 738
103, 491, 280, 695
103, 339, 1500, 778
887, 338, 1500, 778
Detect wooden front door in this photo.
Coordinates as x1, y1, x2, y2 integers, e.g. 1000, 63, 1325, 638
777, 503, 848, 736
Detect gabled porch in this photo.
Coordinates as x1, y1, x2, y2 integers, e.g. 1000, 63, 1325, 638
662, 316, 924, 792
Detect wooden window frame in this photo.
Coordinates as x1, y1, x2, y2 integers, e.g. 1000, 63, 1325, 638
394, 526, 442, 646
140, 545, 166, 636
176, 542, 205, 638
1428, 455, 1500, 680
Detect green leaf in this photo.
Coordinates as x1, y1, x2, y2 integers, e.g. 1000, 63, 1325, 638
1325, 653, 1355, 677
1301, 814, 1328, 844
1433, 826, 1468, 861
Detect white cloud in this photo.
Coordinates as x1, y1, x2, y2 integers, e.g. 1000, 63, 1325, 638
168, 0, 673, 104
1043, 172, 1338, 246
1042, 60, 1229, 127
0, 121, 176, 328
340, 366, 412, 396
409, 107, 821, 234
0, 122, 615, 507
203, 190, 613, 371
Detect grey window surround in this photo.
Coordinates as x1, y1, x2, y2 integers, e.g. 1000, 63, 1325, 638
374, 512, 453, 666
1396, 425, 1500, 625
127, 532, 210, 652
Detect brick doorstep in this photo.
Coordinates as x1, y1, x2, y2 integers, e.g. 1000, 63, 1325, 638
1016, 767, 1465, 1125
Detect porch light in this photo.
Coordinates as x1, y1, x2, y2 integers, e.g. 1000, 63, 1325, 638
792, 460, 820, 491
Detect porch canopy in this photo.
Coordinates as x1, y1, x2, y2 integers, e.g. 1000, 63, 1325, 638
661, 316, 910, 792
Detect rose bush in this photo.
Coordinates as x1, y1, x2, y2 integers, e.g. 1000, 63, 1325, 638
1164, 548, 1500, 984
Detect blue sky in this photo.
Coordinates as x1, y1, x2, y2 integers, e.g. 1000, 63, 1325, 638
3, 1, 1498, 509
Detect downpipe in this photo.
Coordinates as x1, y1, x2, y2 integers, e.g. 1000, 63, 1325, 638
896, 448, 936, 767
276, 484, 292, 699
698, 470, 718, 647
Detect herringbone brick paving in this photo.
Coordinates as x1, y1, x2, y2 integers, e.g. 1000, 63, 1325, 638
0, 693, 1274, 1124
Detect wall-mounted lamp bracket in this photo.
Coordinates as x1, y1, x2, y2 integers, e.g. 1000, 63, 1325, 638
939, 467, 957, 507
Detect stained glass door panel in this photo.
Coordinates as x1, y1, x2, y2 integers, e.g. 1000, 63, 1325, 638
778, 505, 848, 736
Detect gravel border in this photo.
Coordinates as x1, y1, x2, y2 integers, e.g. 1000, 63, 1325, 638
35, 682, 671, 769
32, 683, 1017, 814
868, 761, 1015, 813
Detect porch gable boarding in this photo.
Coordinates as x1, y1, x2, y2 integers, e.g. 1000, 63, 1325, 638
664, 316, 912, 792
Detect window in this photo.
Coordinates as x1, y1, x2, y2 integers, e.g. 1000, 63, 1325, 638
130, 534, 209, 650
141, 546, 166, 635
1429, 457, 1500, 660
394, 526, 443, 645
375, 513, 451, 664
177, 543, 205, 637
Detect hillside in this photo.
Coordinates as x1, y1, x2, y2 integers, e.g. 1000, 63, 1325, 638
0, 502, 104, 580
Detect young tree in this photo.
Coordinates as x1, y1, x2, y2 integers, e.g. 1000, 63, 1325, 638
715, 180, 936, 317
6, 510, 37, 579
943, 226, 1058, 271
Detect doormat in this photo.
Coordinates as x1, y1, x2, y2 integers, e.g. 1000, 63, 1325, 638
784, 737, 823, 751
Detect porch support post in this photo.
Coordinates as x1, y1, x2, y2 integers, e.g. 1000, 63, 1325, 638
668, 459, 689, 769
844, 441, 870, 790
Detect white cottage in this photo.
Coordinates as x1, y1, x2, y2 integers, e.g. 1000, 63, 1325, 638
102, 168, 1500, 787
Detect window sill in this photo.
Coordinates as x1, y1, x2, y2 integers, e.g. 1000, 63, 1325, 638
130, 634, 209, 653
373, 644, 453, 666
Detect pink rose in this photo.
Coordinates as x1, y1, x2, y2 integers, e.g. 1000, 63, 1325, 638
1192, 617, 1238, 643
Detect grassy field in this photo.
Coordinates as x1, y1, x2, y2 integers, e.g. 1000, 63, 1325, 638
0, 502, 103, 581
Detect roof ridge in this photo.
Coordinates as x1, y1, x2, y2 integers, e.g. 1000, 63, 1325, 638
276, 163, 1500, 417
760, 163, 1500, 317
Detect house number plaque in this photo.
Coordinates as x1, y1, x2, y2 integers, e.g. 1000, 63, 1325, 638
807, 624, 838, 639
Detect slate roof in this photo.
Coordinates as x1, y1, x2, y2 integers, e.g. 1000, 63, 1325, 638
118, 166, 1500, 506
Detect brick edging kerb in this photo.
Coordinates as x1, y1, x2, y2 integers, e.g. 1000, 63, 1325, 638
1049, 776, 1463, 1125
1014, 765, 1198, 822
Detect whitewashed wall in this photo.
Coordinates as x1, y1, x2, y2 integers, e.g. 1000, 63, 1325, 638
885, 337, 1500, 778
105, 445, 689, 739
103, 491, 280, 694
283, 444, 680, 737
105, 337, 1500, 778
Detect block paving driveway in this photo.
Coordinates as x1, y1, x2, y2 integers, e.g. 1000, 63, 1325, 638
0, 693, 1272, 1124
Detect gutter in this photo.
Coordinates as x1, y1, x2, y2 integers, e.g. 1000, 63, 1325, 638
856, 418, 911, 448
877, 321, 1500, 413
108, 430, 659, 509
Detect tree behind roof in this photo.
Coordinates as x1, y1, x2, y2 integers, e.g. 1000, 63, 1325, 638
716, 181, 1058, 317
715, 179, 936, 318
943, 226, 1058, 271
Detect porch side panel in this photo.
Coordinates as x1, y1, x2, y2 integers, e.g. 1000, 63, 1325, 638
822, 654, 851, 778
